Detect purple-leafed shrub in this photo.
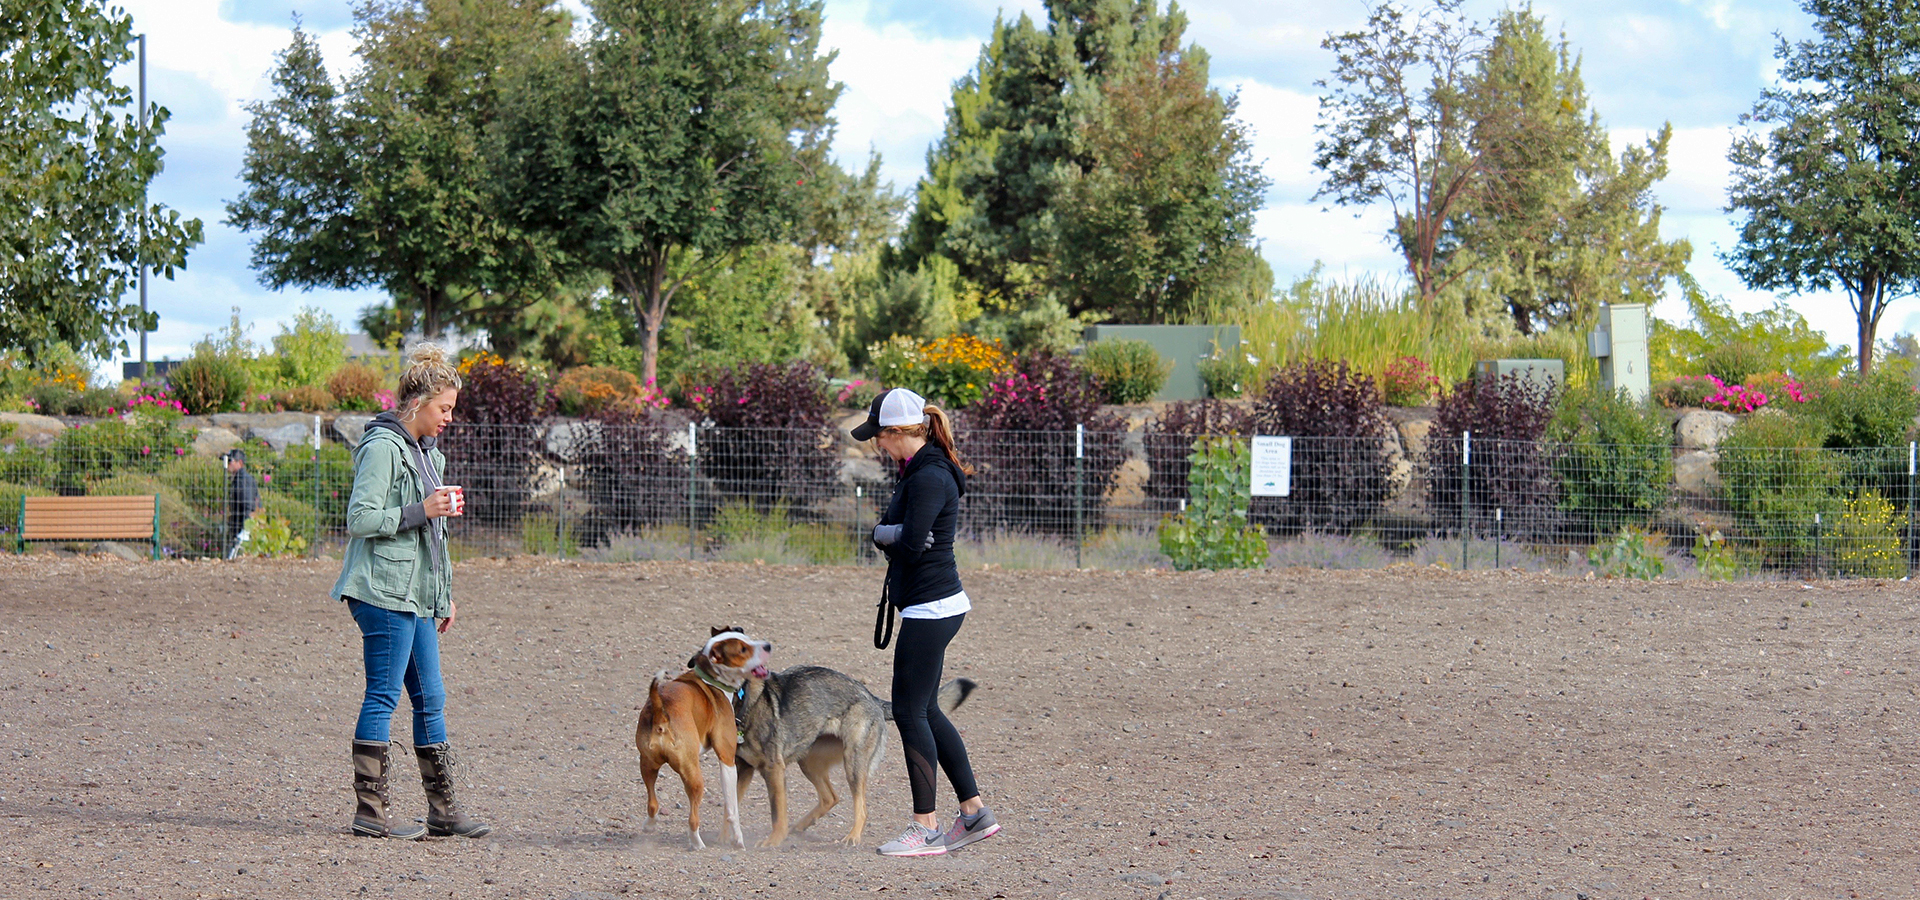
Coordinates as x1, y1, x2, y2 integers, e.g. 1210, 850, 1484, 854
1249, 359, 1394, 532
439, 355, 550, 530
1144, 400, 1254, 504
575, 406, 690, 543
1425, 373, 1560, 538
958, 352, 1126, 535
683, 361, 837, 514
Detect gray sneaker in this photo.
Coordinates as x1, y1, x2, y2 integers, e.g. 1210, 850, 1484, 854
941, 806, 1000, 850
876, 822, 947, 857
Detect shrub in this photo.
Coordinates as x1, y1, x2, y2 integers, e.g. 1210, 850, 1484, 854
862, 334, 1009, 410
833, 378, 882, 410
1690, 526, 1752, 581
1653, 374, 1719, 409
575, 407, 690, 543
326, 363, 386, 412
168, 352, 251, 414
1196, 344, 1259, 399
1265, 530, 1392, 569
1832, 490, 1906, 579
1427, 372, 1561, 538
438, 354, 551, 529
1701, 375, 1769, 414
684, 361, 837, 512
1718, 412, 1843, 570
269, 384, 335, 413
1380, 355, 1438, 407
0, 482, 53, 541
1744, 371, 1815, 407
519, 512, 580, 557
1587, 525, 1669, 579
46, 417, 192, 492
255, 443, 354, 533
1249, 359, 1393, 532
1157, 436, 1267, 571
1550, 386, 1673, 537
1807, 369, 1920, 503
241, 512, 309, 559
1702, 341, 1769, 386
959, 352, 1127, 534
554, 366, 642, 417
271, 307, 347, 388
1143, 399, 1254, 504
1082, 339, 1171, 405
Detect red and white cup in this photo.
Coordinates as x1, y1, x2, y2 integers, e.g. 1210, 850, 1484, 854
440, 485, 465, 517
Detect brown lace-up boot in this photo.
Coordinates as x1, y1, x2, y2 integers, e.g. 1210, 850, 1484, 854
414, 743, 492, 838
351, 740, 426, 839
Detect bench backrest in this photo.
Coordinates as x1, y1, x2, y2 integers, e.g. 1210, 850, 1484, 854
20, 495, 160, 541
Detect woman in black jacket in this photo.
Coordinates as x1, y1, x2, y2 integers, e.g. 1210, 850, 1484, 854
854, 388, 1001, 857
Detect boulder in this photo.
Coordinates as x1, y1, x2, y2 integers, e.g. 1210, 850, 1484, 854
1107, 457, 1149, 508
252, 422, 317, 453
0, 412, 68, 447
191, 427, 243, 459
1675, 409, 1737, 452
545, 420, 600, 462
210, 412, 313, 432
529, 461, 566, 499
331, 414, 375, 447
1395, 416, 1435, 464
1674, 450, 1722, 496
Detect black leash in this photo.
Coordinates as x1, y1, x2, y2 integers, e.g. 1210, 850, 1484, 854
873, 572, 896, 650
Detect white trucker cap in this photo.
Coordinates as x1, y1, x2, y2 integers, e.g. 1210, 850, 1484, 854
850, 388, 929, 440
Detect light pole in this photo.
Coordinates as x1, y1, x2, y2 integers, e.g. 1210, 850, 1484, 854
137, 32, 149, 379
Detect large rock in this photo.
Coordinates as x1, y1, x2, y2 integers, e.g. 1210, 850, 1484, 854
191, 427, 243, 458
545, 420, 600, 462
1107, 457, 1149, 508
252, 422, 318, 453
331, 414, 375, 447
0, 412, 68, 447
210, 412, 314, 432
1674, 450, 1721, 496
1675, 409, 1737, 452
1395, 416, 1435, 464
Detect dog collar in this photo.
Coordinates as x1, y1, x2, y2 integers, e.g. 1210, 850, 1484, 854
695, 668, 744, 702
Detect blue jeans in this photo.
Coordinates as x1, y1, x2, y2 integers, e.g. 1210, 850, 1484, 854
348, 598, 447, 745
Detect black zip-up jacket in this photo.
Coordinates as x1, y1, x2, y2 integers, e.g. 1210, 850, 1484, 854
878, 442, 968, 610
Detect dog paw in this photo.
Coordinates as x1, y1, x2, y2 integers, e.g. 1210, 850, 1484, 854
755, 834, 786, 849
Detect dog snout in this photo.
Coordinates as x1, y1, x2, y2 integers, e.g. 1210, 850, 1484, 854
760, 641, 773, 655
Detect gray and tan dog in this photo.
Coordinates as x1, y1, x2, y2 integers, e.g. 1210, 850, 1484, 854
733, 665, 975, 848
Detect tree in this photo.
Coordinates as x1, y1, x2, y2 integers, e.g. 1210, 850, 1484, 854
1050, 43, 1269, 323
0, 0, 204, 356
1649, 275, 1848, 382
1724, 0, 1920, 377
1448, 8, 1689, 333
494, 0, 839, 386
1314, 0, 1486, 312
893, 0, 1196, 320
227, 1, 573, 340
1315, 2, 1687, 332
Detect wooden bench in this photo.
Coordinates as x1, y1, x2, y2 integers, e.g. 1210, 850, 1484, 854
16, 495, 162, 560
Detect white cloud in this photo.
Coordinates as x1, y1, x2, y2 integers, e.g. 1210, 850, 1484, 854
820, 1, 984, 191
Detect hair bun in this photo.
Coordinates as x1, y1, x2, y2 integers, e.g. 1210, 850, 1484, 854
406, 341, 449, 368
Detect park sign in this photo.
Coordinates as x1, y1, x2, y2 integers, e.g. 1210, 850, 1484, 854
1250, 436, 1291, 497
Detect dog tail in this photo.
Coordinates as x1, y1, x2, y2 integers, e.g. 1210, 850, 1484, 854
881, 677, 978, 721
645, 670, 674, 733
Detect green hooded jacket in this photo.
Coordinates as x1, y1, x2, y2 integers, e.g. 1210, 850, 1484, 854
329, 421, 452, 618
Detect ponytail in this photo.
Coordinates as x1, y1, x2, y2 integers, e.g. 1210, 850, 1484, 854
924, 405, 974, 475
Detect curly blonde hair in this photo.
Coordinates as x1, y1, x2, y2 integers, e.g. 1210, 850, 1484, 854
396, 342, 463, 420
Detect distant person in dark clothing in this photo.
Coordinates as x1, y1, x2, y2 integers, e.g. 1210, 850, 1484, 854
223, 449, 260, 560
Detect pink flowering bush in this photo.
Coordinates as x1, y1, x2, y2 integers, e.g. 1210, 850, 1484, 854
1703, 375, 1769, 414
1743, 371, 1815, 406
1380, 356, 1439, 407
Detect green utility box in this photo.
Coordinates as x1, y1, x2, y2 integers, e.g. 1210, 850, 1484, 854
1082, 324, 1241, 402
1474, 358, 1565, 395
1589, 302, 1650, 402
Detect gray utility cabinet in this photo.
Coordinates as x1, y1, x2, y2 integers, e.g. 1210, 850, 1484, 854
1588, 303, 1650, 402
1082, 324, 1241, 402
1474, 358, 1565, 395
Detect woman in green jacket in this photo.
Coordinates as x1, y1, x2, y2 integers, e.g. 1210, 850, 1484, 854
331, 343, 489, 840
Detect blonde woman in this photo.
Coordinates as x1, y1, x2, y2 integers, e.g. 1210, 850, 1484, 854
331, 343, 488, 840
852, 388, 1001, 857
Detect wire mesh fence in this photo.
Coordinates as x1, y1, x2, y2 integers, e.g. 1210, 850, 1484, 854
4, 419, 1918, 579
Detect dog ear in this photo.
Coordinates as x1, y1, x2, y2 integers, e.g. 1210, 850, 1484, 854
686, 651, 705, 669
710, 626, 727, 637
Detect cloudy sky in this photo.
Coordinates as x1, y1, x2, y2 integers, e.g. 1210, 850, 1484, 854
96, 0, 1868, 377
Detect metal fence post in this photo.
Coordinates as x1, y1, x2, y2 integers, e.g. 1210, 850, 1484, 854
687, 422, 698, 561
854, 484, 864, 565
1074, 424, 1085, 569
312, 415, 322, 557
556, 466, 569, 558
1812, 511, 1822, 579
1494, 508, 1502, 569
1908, 441, 1916, 577
1461, 430, 1471, 571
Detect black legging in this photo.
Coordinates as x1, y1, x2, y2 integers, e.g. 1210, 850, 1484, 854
892, 613, 978, 815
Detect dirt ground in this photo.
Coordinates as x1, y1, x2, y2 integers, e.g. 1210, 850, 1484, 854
1, 556, 1916, 900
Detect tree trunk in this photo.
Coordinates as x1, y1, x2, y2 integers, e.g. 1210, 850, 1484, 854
1854, 271, 1884, 377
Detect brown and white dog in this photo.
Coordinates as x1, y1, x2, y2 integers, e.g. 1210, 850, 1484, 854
635, 626, 771, 849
